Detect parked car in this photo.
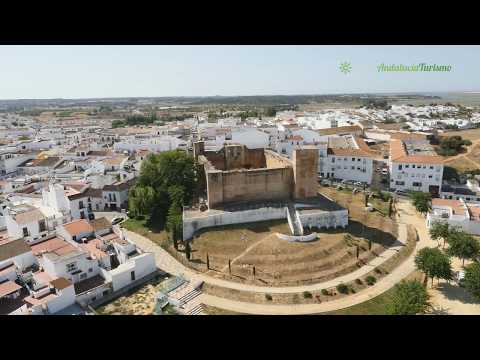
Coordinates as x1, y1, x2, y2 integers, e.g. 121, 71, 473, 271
394, 189, 408, 196
111, 217, 124, 225
381, 169, 388, 175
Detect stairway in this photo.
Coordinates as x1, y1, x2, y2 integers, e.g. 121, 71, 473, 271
287, 204, 303, 236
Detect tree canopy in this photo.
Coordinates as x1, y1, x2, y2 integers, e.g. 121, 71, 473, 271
446, 230, 480, 266
386, 280, 430, 315
464, 262, 480, 301
409, 191, 432, 215
415, 247, 452, 287
429, 221, 453, 248
128, 150, 196, 237
436, 136, 472, 156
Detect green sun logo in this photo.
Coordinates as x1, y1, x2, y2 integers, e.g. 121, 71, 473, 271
340, 62, 352, 74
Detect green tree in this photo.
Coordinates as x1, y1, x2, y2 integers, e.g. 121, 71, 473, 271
386, 280, 430, 315
415, 247, 452, 287
463, 262, 480, 301
409, 191, 432, 216
446, 231, 480, 266
166, 204, 183, 243
128, 185, 156, 218
429, 221, 451, 248
135, 150, 196, 225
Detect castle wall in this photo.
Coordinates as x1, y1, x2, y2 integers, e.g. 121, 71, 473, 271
206, 167, 293, 208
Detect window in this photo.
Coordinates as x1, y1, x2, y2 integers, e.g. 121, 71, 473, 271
405, 165, 409, 168
22, 227, 29, 237
88, 268, 93, 273
331, 158, 335, 163
79, 201, 84, 209
357, 158, 361, 162
412, 165, 416, 168
38, 219, 46, 232
395, 181, 405, 186
398, 165, 402, 170
428, 175, 432, 178
352, 158, 355, 161
130, 271, 136, 281
351, 166, 355, 170
80, 273, 87, 280
430, 166, 434, 169
412, 182, 422, 187
103, 290, 109, 296
66, 262, 77, 272
80, 211, 85, 219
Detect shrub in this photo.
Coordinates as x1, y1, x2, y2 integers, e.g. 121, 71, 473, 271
321, 289, 329, 296
355, 278, 363, 285
350, 287, 356, 294
374, 268, 382, 274
336, 283, 349, 294
265, 293, 272, 301
366, 275, 377, 286
303, 291, 312, 299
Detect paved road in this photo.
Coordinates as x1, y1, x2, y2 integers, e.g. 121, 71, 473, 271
124, 199, 436, 314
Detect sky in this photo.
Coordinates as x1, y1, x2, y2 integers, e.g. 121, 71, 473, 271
1, 45, 480, 99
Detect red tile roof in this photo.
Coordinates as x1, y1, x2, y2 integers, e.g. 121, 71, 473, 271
0, 281, 22, 298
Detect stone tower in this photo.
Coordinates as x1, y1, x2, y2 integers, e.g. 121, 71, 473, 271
292, 146, 319, 199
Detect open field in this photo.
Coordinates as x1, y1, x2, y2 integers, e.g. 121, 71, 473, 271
444, 156, 479, 173
443, 128, 480, 141
465, 143, 480, 165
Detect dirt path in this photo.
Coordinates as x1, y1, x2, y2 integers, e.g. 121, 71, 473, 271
443, 139, 480, 165
125, 216, 409, 296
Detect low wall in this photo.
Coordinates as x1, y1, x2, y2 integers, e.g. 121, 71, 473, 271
183, 206, 287, 240
275, 232, 318, 242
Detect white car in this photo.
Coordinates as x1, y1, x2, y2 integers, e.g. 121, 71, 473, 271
381, 169, 388, 175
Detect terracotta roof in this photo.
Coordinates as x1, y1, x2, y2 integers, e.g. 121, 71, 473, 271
0, 281, 22, 298
390, 139, 444, 164
50, 277, 72, 290
61, 219, 94, 236
432, 198, 466, 216
79, 238, 108, 259
318, 125, 362, 136
0, 239, 31, 262
328, 148, 372, 157
103, 156, 127, 166
13, 208, 45, 225
30, 237, 76, 257
287, 135, 304, 141
390, 139, 408, 160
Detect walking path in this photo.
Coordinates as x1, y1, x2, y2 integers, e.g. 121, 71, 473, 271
124, 199, 437, 314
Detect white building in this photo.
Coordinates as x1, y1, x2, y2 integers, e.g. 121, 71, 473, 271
321, 135, 374, 184
389, 138, 444, 195
426, 198, 480, 235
